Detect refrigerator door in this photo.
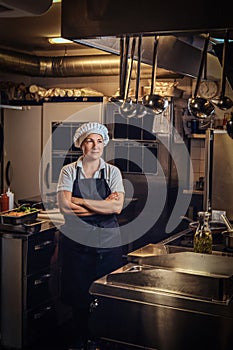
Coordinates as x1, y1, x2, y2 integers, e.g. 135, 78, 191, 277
3, 106, 42, 203
208, 130, 233, 220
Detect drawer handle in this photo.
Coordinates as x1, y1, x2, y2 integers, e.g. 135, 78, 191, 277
34, 273, 51, 285
34, 240, 53, 251
34, 306, 52, 320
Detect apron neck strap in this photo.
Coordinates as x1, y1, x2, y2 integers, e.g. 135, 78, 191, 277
100, 168, 105, 179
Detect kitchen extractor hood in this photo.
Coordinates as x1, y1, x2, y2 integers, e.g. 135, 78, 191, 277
62, 0, 233, 38
73, 36, 204, 79
61, 0, 230, 80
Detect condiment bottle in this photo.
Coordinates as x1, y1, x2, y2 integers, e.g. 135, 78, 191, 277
193, 211, 212, 254
6, 188, 14, 210
0, 193, 9, 212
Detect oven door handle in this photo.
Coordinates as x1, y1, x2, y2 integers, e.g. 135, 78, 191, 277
34, 240, 54, 251
45, 162, 50, 189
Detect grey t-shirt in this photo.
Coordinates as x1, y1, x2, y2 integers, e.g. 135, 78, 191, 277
57, 156, 125, 194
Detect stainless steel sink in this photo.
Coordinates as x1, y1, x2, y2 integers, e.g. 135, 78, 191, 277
90, 253, 233, 350
90, 231, 233, 350
108, 252, 233, 302
127, 242, 193, 262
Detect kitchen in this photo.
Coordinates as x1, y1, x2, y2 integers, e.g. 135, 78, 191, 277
1, 0, 233, 349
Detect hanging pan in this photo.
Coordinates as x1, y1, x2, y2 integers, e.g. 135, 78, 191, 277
188, 33, 215, 119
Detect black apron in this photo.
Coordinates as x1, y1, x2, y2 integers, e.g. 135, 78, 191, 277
60, 166, 123, 308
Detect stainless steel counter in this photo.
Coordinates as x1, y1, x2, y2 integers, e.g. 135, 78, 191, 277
89, 230, 233, 350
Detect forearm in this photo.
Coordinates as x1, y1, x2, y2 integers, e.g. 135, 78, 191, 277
84, 198, 122, 214
57, 191, 94, 216
72, 192, 124, 215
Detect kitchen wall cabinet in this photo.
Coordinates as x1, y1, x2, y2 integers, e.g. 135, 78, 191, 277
0, 223, 60, 349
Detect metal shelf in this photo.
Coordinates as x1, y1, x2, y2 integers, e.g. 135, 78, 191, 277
0, 104, 23, 110
187, 133, 206, 139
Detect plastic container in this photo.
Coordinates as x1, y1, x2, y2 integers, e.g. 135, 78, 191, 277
1, 209, 39, 225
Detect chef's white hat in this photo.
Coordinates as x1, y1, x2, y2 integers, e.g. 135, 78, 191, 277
73, 122, 109, 147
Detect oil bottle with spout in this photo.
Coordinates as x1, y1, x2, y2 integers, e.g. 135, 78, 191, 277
193, 211, 212, 254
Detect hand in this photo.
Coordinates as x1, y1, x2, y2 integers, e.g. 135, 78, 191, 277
71, 196, 95, 216
105, 191, 120, 201
71, 196, 84, 206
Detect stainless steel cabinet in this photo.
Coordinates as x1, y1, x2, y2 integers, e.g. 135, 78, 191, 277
0, 223, 59, 349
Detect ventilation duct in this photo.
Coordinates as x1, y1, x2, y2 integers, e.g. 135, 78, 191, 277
0, 36, 205, 78
0, 47, 181, 78
0, 37, 222, 80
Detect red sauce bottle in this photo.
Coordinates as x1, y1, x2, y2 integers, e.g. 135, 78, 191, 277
0, 193, 9, 212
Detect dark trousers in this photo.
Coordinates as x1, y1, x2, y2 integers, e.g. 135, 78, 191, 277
60, 236, 123, 342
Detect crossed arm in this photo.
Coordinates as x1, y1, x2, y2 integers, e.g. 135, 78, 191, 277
57, 190, 125, 217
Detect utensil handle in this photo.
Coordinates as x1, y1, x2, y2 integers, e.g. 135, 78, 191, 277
194, 33, 210, 98
121, 35, 130, 100
5, 160, 11, 187
119, 36, 125, 97
135, 35, 142, 103
220, 214, 232, 231
124, 36, 136, 101
150, 36, 159, 95
220, 29, 229, 97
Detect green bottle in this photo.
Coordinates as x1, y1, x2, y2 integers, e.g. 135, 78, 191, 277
193, 211, 212, 254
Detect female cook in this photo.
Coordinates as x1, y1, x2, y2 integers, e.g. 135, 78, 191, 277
57, 122, 125, 350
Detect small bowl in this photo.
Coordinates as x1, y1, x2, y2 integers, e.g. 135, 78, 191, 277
222, 230, 233, 249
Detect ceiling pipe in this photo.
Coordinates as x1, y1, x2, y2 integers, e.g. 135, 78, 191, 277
0, 47, 180, 78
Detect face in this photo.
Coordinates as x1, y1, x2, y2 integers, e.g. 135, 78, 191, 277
81, 133, 104, 159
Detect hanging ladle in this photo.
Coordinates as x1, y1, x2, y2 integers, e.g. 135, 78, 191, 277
226, 113, 233, 138
188, 33, 215, 119
142, 35, 168, 115
119, 36, 137, 118
131, 35, 148, 118
109, 35, 129, 105
211, 30, 233, 111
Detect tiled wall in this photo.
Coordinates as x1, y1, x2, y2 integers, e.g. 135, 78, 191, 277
190, 138, 205, 189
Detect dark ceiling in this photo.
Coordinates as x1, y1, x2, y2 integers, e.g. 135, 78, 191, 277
0, 0, 232, 85
0, 2, 97, 56
0, 0, 232, 58
0, 1, 228, 58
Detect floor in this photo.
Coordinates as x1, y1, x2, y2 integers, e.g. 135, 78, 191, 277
10, 319, 147, 350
